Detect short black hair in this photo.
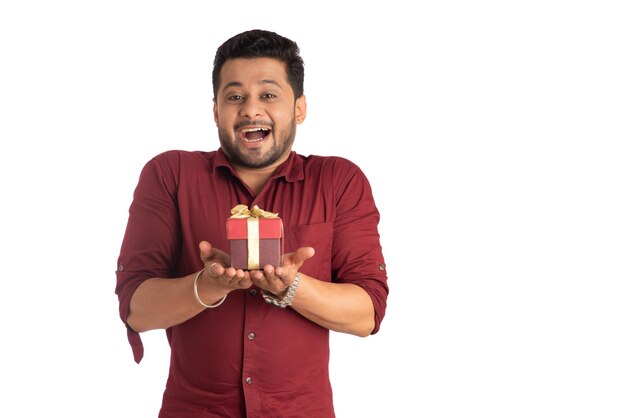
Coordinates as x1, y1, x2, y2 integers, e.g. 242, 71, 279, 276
212, 29, 305, 100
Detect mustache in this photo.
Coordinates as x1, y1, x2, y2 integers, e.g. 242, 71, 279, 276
234, 120, 274, 131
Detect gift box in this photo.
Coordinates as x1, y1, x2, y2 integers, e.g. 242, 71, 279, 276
226, 205, 283, 270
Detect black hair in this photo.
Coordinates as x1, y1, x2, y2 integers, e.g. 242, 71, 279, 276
212, 29, 305, 100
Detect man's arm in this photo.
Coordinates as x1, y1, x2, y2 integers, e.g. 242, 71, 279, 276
249, 248, 376, 337
291, 275, 375, 337
127, 242, 252, 333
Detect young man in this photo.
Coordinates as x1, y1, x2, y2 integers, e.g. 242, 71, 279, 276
116, 29, 388, 417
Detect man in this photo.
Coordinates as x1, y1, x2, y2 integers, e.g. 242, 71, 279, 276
116, 29, 388, 417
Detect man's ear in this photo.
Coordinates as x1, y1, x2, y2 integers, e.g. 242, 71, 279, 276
295, 95, 307, 124
212, 99, 218, 125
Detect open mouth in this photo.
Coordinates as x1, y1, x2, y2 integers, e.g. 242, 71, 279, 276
240, 127, 271, 143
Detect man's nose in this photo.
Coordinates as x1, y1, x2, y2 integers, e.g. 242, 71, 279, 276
240, 97, 264, 118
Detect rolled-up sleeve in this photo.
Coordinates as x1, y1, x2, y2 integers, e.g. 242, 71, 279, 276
115, 153, 181, 363
331, 161, 389, 334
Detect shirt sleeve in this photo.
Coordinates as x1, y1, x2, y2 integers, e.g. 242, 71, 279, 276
115, 153, 181, 363
331, 160, 389, 334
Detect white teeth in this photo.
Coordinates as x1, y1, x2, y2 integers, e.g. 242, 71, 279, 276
240, 127, 270, 133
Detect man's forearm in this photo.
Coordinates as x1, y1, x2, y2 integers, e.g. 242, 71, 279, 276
290, 275, 375, 337
127, 272, 227, 333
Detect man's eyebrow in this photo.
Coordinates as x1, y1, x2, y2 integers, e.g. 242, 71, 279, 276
222, 79, 283, 91
222, 81, 243, 91
260, 79, 282, 88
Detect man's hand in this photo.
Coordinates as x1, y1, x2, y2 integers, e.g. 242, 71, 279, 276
249, 247, 315, 296
199, 241, 252, 291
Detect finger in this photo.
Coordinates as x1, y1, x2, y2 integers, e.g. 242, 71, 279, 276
294, 246, 315, 263
282, 246, 315, 267
249, 269, 265, 282
252, 268, 280, 285
199, 241, 213, 262
224, 266, 238, 278
225, 268, 245, 285
208, 262, 225, 277
199, 241, 232, 265
250, 269, 274, 288
273, 265, 294, 282
263, 265, 289, 286
262, 264, 276, 276
231, 275, 253, 289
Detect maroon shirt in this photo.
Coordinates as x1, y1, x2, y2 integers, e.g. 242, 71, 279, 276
116, 149, 388, 417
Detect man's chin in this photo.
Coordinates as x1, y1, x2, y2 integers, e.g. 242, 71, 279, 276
231, 150, 280, 169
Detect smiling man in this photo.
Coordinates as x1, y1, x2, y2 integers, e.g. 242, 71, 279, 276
215, 56, 306, 195
116, 30, 388, 418
216, 56, 303, 170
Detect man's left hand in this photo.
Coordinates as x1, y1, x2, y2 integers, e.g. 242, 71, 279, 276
249, 246, 315, 296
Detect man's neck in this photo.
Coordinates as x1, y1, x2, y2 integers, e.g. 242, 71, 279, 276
235, 165, 276, 196
232, 153, 290, 196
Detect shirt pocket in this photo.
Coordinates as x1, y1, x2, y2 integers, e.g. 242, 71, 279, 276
283, 222, 333, 282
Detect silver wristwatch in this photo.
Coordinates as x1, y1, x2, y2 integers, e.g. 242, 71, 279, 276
262, 273, 301, 308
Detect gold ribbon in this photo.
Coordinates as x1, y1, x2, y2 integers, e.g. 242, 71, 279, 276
230, 205, 279, 269
230, 204, 279, 219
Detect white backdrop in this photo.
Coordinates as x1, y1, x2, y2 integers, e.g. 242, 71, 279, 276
1, 1, 625, 417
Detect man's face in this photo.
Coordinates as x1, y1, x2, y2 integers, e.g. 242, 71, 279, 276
213, 57, 306, 169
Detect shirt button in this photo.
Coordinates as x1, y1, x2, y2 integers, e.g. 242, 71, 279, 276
248, 332, 256, 340
378, 263, 386, 271
250, 289, 257, 296
118, 264, 124, 272
246, 377, 253, 385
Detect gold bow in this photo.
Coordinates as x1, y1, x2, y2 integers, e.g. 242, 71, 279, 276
230, 204, 279, 219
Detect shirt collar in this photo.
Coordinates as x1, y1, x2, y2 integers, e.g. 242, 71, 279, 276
213, 148, 304, 183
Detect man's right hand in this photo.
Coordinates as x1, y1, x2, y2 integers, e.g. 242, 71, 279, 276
199, 241, 253, 292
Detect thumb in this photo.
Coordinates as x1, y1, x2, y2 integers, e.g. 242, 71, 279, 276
199, 241, 231, 266
287, 246, 315, 267
199, 241, 214, 262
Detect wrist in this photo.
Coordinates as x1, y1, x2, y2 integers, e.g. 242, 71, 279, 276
262, 273, 301, 308
194, 268, 228, 308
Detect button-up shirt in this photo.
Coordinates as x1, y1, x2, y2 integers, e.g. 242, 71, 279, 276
116, 149, 388, 417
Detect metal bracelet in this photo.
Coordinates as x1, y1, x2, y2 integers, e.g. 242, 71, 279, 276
194, 268, 228, 308
262, 273, 301, 308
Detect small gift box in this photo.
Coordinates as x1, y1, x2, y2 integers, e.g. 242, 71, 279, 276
226, 204, 283, 270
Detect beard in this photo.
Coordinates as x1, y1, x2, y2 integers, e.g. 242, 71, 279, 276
218, 118, 297, 169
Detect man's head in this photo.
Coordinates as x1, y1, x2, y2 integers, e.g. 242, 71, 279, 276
212, 29, 304, 101
212, 30, 307, 170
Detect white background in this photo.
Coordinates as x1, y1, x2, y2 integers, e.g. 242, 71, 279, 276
1, 1, 625, 417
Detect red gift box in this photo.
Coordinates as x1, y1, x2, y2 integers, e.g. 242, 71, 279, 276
226, 205, 283, 270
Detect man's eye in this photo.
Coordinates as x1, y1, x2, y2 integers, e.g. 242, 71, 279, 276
227, 95, 244, 101
262, 93, 277, 99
